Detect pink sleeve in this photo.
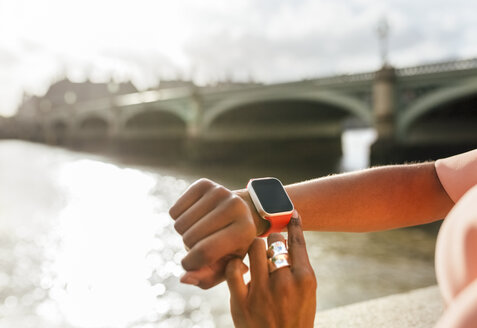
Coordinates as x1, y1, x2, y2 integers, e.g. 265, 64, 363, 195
435, 149, 477, 203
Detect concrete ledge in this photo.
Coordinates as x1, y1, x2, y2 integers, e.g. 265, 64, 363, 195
316, 285, 444, 328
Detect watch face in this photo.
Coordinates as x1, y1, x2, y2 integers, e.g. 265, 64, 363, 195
251, 178, 293, 214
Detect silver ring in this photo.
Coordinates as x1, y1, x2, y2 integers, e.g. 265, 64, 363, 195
267, 241, 290, 272
268, 241, 288, 258
268, 253, 291, 272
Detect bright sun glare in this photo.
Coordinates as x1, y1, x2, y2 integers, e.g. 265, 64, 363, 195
51, 160, 175, 327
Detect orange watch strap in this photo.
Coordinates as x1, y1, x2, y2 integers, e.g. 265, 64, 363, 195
258, 212, 293, 237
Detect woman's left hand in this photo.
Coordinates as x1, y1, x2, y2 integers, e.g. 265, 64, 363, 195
225, 210, 317, 328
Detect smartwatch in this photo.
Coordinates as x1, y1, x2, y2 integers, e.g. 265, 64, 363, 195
247, 177, 294, 237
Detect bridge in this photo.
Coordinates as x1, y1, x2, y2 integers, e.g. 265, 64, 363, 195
12, 58, 477, 164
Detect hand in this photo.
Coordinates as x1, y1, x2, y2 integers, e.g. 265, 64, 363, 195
169, 178, 257, 289
225, 211, 317, 328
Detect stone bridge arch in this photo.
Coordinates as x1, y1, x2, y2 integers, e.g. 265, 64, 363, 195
201, 90, 373, 131
73, 114, 111, 151
75, 110, 115, 131
117, 105, 188, 160
77, 116, 110, 133
398, 77, 477, 141
194, 90, 373, 163
120, 106, 187, 131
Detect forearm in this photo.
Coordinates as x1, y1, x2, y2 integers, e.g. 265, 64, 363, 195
239, 162, 454, 234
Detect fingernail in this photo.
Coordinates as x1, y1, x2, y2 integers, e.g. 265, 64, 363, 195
180, 276, 199, 286
292, 209, 299, 218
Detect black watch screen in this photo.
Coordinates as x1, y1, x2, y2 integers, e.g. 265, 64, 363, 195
251, 178, 293, 214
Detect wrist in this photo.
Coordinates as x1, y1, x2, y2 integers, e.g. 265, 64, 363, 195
235, 189, 270, 236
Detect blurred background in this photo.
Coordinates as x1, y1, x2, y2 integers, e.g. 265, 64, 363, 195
1, 0, 476, 327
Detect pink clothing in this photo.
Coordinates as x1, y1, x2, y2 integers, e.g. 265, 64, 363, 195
435, 279, 477, 328
435, 185, 477, 328
435, 185, 477, 301
434, 149, 477, 327
435, 149, 477, 203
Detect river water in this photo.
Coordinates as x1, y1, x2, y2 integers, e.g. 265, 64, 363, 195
0, 130, 439, 328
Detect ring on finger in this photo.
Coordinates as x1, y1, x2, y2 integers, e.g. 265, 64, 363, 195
268, 253, 291, 272
267, 241, 288, 258
267, 241, 290, 272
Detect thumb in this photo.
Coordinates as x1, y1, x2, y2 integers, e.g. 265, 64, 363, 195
225, 258, 248, 302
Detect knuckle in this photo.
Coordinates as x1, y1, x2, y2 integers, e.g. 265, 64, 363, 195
168, 205, 177, 218
197, 178, 212, 185
181, 255, 191, 270
211, 185, 230, 198
173, 220, 185, 234
181, 257, 192, 271
296, 268, 317, 290
196, 178, 215, 191
288, 233, 306, 247
304, 273, 318, 290
228, 195, 246, 209
197, 281, 210, 290
196, 245, 213, 264
195, 277, 215, 290
182, 232, 194, 248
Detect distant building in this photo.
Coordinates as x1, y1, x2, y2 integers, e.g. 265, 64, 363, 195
17, 79, 138, 120
15, 77, 261, 121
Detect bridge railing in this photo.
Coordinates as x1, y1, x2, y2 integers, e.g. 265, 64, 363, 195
397, 58, 477, 76
311, 72, 375, 85
114, 87, 193, 107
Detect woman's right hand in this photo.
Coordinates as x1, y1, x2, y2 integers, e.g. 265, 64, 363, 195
225, 211, 317, 328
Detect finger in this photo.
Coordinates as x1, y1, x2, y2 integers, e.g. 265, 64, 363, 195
267, 233, 287, 254
248, 238, 269, 288
182, 224, 246, 271
181, 261, 248, 289
174, 186, 231, 235
182, 196, 239, 248
169, 179, 215, 219
225, 258, 248, 301
287, 210, 312, 269
267, 233, 292, 281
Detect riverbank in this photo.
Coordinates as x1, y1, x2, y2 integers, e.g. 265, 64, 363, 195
316, 285, 443, 327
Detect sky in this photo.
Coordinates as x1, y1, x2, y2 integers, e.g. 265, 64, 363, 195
0, 0, 476, 116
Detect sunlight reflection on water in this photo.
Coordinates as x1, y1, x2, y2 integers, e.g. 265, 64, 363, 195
51, 159, 222, 327
54, 160, 162, 327
0, 142, 226, 328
